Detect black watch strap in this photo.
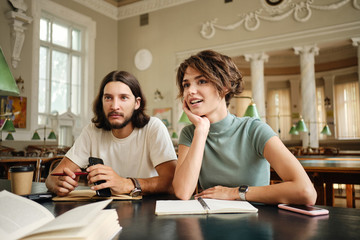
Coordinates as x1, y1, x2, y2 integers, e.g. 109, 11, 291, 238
128, 177, 141, 190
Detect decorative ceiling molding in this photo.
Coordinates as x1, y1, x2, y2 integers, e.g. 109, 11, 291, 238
73, 0, 119, 20
200, 0, 360, 39
73, 0, 195, 20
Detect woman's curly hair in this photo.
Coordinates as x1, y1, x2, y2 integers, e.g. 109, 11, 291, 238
176, 50, 244, 106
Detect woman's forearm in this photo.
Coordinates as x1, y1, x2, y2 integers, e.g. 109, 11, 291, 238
173, 130, 208, 199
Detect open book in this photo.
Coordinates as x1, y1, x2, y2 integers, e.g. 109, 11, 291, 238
155, 198, 258, 215
0, 190, 121, 240
52, 189, 142, 201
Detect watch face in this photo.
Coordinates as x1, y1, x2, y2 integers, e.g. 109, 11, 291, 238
130, 188, 142, 197
239, 185, 249, 192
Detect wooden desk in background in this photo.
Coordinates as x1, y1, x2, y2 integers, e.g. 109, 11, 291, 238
271, 156, 360, 207
0, 156, 63, 182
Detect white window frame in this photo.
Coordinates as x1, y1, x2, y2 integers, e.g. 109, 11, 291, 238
39, 14, 83, 120
31, 0, 96, 139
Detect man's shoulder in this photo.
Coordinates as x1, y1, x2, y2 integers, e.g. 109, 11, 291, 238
146, 117, 164, 128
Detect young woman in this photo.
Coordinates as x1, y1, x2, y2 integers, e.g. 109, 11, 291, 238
172, 50, 317, 205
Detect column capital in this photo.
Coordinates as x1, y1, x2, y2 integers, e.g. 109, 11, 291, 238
351, 37, 360, 46
244, 52, 269, 62
293, 45, 319, 56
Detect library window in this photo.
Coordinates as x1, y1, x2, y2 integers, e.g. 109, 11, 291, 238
266, 88, 291, 140
316, 85, 327, 140
38, 16, 83, 125
334, 76, 360, 139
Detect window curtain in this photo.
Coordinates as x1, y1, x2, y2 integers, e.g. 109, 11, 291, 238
316, 86, 327, 140
266, 88, 291, 140
334, 81, 360, 139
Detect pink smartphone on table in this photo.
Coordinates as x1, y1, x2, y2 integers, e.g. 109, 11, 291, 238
278, 204, 329, 216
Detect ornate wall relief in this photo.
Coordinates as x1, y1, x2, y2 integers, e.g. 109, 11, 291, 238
6, 0, 33, 68
200, 0, 360, 39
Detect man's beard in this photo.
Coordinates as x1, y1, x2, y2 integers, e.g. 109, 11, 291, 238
106, 111, 134, 129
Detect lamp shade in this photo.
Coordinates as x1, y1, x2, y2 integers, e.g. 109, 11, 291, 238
289, 125, 299, 135
0, 47, 19, 96
243, 103, 260, 119
295, 118, 308, 132
178, 111, 192, 124
5, 132, 14, 140
320, 124, 332, 136
31, 131, 41, 140
47, 130, 57, 139
1, 119, 16, 132
171, 131, 178, 139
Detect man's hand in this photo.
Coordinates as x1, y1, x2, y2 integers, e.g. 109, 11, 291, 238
49, 167, 82, 196
86, 164, 133, 195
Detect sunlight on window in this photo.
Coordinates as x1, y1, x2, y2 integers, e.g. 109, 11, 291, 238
335, 79, 360, 139
52, 23, 69, 48
39, 16, 83, 124
40, 18, 49, 41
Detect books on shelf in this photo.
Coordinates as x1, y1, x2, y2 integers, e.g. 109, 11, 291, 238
0, 190, 121, 240
52, 189, 142, 201
155, 197, 258, 215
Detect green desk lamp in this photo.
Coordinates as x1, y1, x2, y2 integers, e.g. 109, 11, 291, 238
233, 96, 260, 119
320, 124, 332, 136
0, 47, 19, 96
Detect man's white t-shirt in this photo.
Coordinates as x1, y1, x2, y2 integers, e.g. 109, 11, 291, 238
65, 117, 177, 178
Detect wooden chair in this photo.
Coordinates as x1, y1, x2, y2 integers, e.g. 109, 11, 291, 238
39, 157, 63, 182
323, 147, 339, 155
48, 157, 62, 173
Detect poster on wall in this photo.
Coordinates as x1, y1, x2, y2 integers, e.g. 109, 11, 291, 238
153, 108, 172, 129
0, 96, 27, 128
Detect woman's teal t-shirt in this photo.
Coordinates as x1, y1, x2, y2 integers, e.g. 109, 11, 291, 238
179, 113, 277, 190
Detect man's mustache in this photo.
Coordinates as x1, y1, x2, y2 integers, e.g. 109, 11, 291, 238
107, 111, 124, 117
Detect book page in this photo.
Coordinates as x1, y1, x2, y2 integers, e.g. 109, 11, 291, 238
205, 199, 258, 213
28, 199, 112, 236
0, 190, 54, 240
155, 200, 205, 215
23, 209, 122, 240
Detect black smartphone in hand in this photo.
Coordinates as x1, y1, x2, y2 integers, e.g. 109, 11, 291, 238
88, 157, 111, 197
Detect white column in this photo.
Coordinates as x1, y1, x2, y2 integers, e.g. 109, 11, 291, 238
244, 52, 269, 121
352, 37, 360, 94
294, 45, 319, 148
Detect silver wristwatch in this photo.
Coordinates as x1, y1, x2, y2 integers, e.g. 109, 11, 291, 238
238, 185, 249, 201
128, 177, 142, 197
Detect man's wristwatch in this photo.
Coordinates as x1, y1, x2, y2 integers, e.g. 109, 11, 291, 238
238, 185, 249, 201
128, 177, 142, 197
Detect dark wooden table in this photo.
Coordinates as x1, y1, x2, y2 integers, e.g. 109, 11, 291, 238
1, 179, 359, 240
271, 156, 360, 207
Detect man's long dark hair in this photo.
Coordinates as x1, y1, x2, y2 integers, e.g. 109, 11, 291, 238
92, 71, 150, 130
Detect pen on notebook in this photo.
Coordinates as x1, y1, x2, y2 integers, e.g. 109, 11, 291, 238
51, 172, 88, 176
198, 197, 210, 212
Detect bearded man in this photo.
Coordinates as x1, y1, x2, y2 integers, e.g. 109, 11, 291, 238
46, 71, 177, 197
